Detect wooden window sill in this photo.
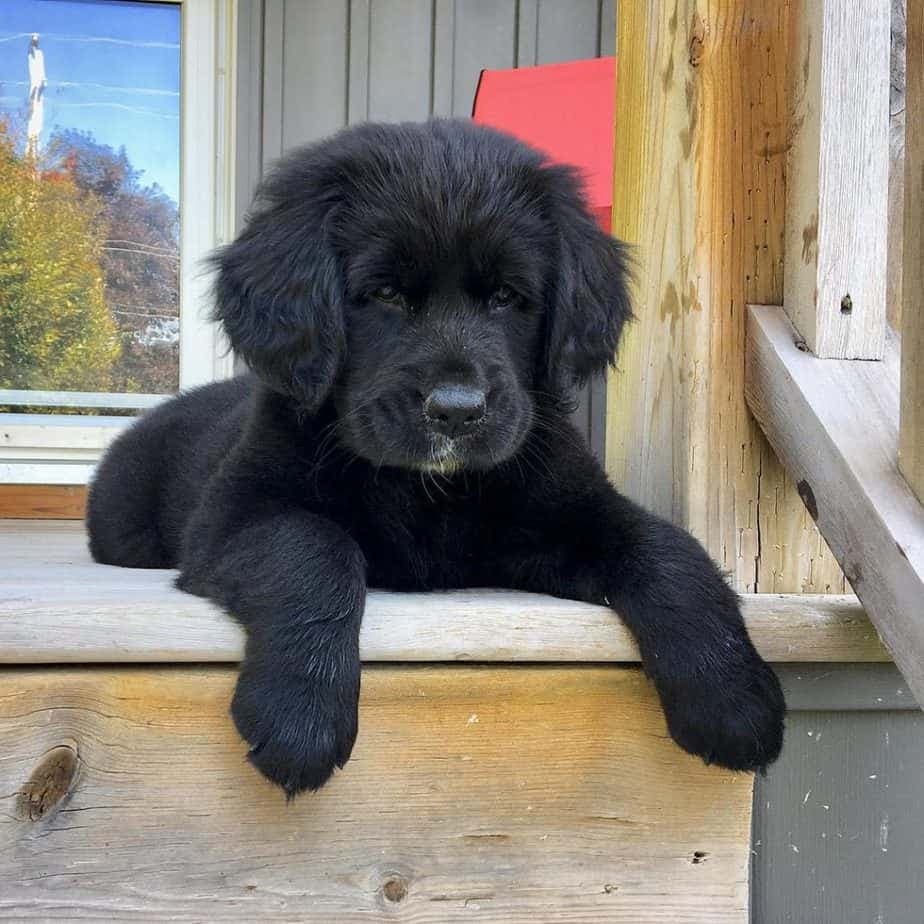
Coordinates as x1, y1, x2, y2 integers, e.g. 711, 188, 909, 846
0, 519, 888, 665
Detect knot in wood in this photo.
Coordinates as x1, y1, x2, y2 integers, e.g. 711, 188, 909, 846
18, 744, 79, 821
689, 14, 707, 67
381, 876, 408, 903
797, 480, 819, 521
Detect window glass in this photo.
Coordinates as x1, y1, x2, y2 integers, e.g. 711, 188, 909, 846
0, 0, 181, 407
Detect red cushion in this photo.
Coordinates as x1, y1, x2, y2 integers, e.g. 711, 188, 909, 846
472, 57, 616, 231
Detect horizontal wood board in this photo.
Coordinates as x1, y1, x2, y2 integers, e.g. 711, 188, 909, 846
0, 666, 752, 921
0, 521, 888, 664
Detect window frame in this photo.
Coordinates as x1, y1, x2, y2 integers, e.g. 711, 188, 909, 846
0, 0, 238, 485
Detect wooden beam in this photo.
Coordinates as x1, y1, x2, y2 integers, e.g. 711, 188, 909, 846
0, 520, 889, 664
784, 0, 890, 358
0, 666, 753, 920
0, 485, 86, 519
746, 305, 924, 703
607, 0, 845, 595
900, 0, 924, 502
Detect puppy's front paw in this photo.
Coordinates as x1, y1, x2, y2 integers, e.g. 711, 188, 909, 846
231, 661, 360, 797
660, 652, 785, 773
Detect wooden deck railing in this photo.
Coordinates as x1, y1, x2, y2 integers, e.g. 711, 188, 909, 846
745, 0, 924, 703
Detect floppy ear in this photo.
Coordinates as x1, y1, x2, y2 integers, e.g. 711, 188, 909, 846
542, 164, 633, 395
210, 156, 344, 411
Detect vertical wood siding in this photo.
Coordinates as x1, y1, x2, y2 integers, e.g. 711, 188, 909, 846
259, 0, 616, 454
262, 0, 616, 153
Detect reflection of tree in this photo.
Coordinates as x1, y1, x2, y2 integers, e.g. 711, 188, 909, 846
0, 123, 119, 392
0, 118, 180, 398
47, 129, 180, 393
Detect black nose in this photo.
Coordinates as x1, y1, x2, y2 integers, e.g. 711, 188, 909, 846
423, 385, 486, 438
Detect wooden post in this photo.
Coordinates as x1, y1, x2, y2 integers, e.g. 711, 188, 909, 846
608, 0, 846, 593
901, 0, 924, 503
784, 0, 891, 359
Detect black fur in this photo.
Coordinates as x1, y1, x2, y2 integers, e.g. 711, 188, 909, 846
87, 120, 784, 796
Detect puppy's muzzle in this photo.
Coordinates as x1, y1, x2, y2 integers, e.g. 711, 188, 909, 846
423, 384, 486, 439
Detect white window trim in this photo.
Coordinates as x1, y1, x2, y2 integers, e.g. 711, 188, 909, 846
0, 0, 238, 485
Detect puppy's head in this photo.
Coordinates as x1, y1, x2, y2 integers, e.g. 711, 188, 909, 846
212, 120, 630, 472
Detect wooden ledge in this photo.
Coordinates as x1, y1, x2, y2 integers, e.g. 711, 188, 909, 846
746, 305, 924, 699
0, 520, 888, 664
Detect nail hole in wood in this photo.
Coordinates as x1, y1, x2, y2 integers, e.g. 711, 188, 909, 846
840, 294, 853, 314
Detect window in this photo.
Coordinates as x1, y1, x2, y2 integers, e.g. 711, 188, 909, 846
0, 0, 236, 483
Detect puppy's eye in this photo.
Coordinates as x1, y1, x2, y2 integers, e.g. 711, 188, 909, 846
490, 285, 519, 311
373, 285, 404, 305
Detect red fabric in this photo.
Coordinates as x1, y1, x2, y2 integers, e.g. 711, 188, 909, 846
472, 56, 616, 231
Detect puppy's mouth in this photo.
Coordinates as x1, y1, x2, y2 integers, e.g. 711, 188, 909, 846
414, 434, 466, 474
339, 415, 513, 474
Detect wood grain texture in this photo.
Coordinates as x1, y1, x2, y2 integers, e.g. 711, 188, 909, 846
0, 666, 753, 921
746, 305, 924, 704
607, 0, 845, 595
900, 0, 924, 503
888, 0, 907, 332
0, 520, 889, 664
754, 462, 851, 594
0, 485, 86, 519
784, 0, 890, 358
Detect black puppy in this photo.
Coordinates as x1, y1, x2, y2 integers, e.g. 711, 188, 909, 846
88, 120, 784, 796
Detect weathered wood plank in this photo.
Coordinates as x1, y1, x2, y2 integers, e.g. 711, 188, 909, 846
784, 0, 890, 358
0, 582, 888, 665
607, 0, 845, 596
888, 0, 907, 332
0, 520, 889, 663
746, 304, 924, 703
0, 666, 753, 921
900, 0, 924, 503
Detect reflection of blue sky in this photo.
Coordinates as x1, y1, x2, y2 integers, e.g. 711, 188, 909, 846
0, 0, 180, 202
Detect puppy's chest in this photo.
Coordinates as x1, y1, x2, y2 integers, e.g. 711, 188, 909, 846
351, 491, 497, 590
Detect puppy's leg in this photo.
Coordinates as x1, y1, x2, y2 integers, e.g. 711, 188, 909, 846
501, 483, 785, 773
178, 510, 365, 797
